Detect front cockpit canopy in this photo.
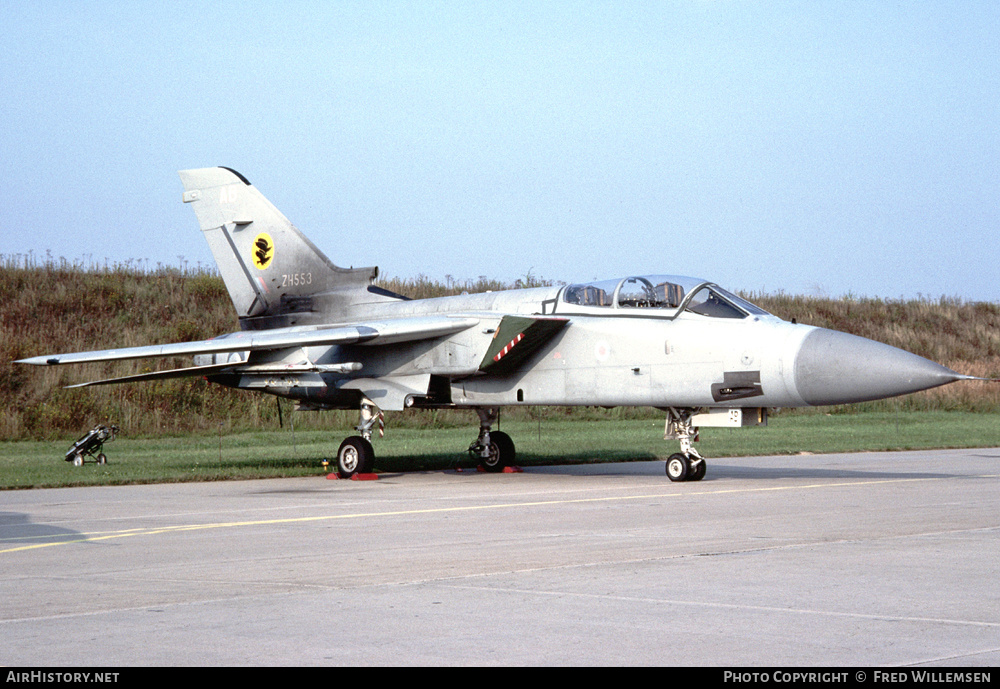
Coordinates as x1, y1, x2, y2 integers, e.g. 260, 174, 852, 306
562, 275, 769, 319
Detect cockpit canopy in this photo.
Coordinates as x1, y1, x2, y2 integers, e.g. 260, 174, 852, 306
562, 275, 769, 319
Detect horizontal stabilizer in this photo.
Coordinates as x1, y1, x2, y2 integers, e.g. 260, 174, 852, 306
65, 361, 364, 388
66, 363, 239, 388
17, 316, 479, 367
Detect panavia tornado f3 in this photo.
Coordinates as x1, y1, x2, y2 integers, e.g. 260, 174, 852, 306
17, 167, 990, 481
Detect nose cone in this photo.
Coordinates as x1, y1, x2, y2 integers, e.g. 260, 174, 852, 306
794, 328, 966, 406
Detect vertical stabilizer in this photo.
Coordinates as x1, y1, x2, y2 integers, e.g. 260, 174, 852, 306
178, 167, 376, 327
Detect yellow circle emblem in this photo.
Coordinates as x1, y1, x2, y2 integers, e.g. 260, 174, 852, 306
251, 232, 274, 270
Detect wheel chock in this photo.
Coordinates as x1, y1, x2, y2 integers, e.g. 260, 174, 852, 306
502, 466, 523, 473
326, 472, 379, 481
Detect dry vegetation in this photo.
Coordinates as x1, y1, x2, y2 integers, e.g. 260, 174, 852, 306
2, 256, 998, 441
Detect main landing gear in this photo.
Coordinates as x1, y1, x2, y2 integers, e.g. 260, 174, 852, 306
334, 398, 382, 478
664, 407, 706, 482
469, 407, 516, 472
332, 402, 519, 478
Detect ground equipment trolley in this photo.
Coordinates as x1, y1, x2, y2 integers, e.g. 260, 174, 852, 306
65, 424, 119, 466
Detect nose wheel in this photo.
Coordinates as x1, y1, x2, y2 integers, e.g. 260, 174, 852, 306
666, 453, 706, 482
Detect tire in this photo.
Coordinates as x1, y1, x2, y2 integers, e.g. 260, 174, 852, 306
688, 459, 706, 481
480, 430, 515, 473
72, 453, 84, 467
336, 436, 375, 478
357, 438, 375, 474
97, 453, 107, 465
666, 453, 689, 482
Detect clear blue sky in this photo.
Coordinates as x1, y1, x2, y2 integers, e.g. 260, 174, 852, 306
2, 1, 998, 300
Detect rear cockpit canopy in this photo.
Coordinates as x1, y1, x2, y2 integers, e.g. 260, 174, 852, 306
561, 275, 769, 319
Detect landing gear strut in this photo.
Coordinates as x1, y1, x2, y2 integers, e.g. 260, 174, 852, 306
664, 407, 706, 482
334, 397, 382, 478
469, 407, 516, 472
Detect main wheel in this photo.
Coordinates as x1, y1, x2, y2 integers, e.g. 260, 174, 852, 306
72, 453, 84, 467
666, 453, 690, 482
480, 430, 515, 473
97, 453, 107, 465
336, 436, 375, 478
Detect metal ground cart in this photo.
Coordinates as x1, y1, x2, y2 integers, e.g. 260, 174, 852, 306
65, 424, 119, 466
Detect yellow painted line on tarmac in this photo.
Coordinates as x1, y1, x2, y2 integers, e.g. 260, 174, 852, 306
2, 473, 994, 555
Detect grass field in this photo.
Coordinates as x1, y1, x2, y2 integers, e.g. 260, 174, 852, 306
2, 410, 997, 489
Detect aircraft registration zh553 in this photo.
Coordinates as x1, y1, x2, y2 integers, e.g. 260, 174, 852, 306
17, 167, 989, 481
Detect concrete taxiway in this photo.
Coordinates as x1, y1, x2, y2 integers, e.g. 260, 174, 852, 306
2, 448, 999, 666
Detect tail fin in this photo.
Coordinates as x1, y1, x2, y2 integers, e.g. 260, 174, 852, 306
178, 167, 376, 327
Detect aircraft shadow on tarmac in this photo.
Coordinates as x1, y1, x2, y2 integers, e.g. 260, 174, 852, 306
163, 449, 980, 484
0, 512, 83, 547
507, 455, 962, 482
681, 464, 958, 482
405, 449, 663, 472
238, 449, 665, 475
320, 449, 963, 482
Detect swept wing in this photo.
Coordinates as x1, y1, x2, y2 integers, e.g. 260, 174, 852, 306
17, 315, 480, 385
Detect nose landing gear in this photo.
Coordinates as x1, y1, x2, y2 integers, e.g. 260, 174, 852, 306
664, 407, 706, 482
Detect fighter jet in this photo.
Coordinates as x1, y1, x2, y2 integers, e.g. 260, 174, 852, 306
16, 167, 988, 481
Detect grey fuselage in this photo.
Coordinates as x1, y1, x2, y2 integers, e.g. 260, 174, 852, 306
206, 279, 961, 413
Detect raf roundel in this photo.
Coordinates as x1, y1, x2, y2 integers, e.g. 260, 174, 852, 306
252, 232, 274, 270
